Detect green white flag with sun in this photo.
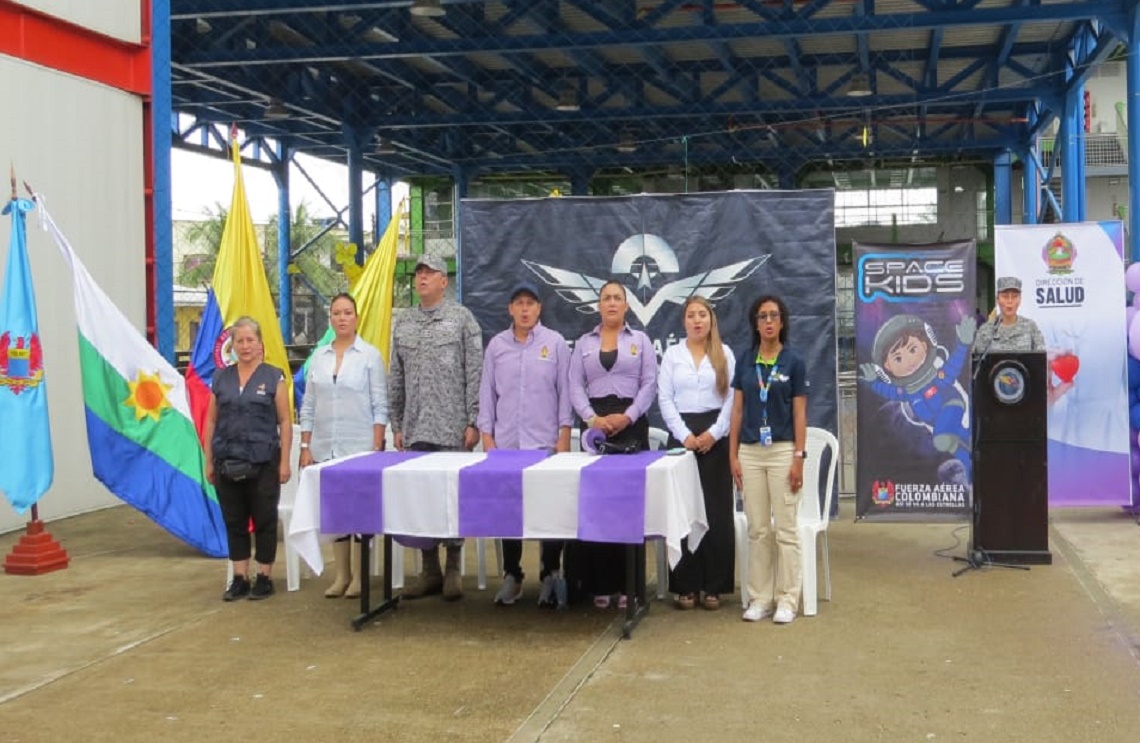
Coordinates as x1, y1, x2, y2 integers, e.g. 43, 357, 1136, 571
36, 196, 227, 557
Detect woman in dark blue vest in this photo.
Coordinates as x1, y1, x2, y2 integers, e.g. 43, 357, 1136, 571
205, 317, 293, 601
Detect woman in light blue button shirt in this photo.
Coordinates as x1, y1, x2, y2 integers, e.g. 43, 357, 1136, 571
298, 293, 389, 598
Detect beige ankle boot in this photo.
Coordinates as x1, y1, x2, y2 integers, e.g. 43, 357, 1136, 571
442, 544, 464, 601
402, 547, 443, 599
324, 540, 352, 598
344, 539, 363, 599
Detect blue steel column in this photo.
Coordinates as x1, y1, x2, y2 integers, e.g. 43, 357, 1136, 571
570, 170, 591, 196
1074, 80, 1088, 220
344, 126, 366, 264
273, 140, 292, 341
375, 175, 392, 234
1062, 84, 1082, 223
152, 0, 174, 360
777, 165, 797, 190
454, 167, 468, 299
994, 151, 1012, 225
1023, 109, 1038, 224
1129, 15, 1140, 260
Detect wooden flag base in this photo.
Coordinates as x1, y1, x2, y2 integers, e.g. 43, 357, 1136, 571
3, 519, 69, 575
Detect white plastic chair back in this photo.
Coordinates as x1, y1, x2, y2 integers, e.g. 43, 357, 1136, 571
797, 427, 838, 615
798, 427, 838, 528
647, 426, 671, 598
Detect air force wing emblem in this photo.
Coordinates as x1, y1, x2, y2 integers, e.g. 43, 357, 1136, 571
624, 257, 770, 326
523, 242, 769, 326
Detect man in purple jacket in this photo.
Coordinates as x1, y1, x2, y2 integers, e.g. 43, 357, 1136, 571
477, 282, 574, 608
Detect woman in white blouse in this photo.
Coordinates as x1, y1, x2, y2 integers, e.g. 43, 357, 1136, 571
657, 296, 736, 610
298, 293, 389, 599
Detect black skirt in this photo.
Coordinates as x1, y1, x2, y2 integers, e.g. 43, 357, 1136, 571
666, 409, 735, 596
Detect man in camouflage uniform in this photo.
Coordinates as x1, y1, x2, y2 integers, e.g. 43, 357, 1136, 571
389, 254, 483, 600
973, 276, 1045, 352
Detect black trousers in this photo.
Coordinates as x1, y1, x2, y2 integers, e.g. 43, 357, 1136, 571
216, 455, 280, 564
576, 396, 649, 597
502, 540, 565, 581
666, 410, 735, 596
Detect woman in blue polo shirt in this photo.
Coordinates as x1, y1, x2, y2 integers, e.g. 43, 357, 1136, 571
729, 295, 808, 625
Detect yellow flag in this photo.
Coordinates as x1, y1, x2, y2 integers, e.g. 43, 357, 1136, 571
212, 139, 294, 406
351, 199, 407, 366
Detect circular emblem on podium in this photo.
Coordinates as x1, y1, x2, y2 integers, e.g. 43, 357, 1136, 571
990, 361, 1028, 405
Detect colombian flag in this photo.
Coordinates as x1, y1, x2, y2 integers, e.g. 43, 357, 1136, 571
187, 136, 293, 442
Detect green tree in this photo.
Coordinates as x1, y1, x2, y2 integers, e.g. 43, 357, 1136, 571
176, 201, 346, 296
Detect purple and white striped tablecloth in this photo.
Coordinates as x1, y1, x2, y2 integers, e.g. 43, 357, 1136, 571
287, 450, 706, 576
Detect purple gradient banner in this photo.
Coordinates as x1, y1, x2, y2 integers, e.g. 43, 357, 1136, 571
995, 222, 1130, 506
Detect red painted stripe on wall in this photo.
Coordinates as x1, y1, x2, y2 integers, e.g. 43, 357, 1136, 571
0, 0, 150, 95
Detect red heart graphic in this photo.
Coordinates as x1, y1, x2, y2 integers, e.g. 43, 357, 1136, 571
1051, 353, 1079, 383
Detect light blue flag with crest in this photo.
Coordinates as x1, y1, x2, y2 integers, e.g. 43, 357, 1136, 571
0, 195, 54, 512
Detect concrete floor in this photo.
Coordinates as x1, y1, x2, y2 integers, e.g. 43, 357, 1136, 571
0, 502, 1138, 742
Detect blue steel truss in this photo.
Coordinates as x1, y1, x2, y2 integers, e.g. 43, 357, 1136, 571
168, 1, 1134, 185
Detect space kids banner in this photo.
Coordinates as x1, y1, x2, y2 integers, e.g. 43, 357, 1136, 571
995, 223, 1130, 507
854, 241, 976, 520
459, 191, 839, 437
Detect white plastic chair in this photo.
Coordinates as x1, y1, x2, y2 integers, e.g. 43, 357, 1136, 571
798, 427, 838, 616
647, 427, 671, 600
734, 488, 749, 606
734, 426, 838, 616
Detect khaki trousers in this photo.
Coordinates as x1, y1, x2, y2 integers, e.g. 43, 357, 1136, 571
739, 442, 802, 612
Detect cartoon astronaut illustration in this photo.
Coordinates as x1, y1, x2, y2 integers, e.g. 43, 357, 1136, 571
859, 314, 976, 482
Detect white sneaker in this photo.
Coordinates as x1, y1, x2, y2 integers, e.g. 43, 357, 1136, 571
494, 574, 522, 605
537, 574, 556, 607
742, 603, 773, 622
773, 606, 796, 624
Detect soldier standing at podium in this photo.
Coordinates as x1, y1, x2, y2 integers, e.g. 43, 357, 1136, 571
973, 276, 1045, 352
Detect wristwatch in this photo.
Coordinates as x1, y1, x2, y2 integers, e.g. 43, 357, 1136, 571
299, 443, 310, 449
793, 450, 807, 459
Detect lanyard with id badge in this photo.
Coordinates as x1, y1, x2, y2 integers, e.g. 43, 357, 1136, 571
755, 355, 779, 446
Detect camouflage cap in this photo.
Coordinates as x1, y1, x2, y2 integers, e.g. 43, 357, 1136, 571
996, 276, 1022, 293
414, 254, 448, 274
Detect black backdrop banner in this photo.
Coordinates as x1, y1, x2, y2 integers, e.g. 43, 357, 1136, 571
853, 240, 976, 520
460, 191, 838, 435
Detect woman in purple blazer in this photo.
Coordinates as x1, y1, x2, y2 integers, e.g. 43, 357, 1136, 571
568, 280, 658, 608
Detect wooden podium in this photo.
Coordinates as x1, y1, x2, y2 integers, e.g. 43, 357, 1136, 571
970, 351, 1052, 565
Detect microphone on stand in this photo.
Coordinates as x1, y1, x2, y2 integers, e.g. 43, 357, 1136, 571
972, 313, 1001, 382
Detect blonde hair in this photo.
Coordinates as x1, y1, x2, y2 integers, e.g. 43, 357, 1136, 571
684, 296, 729, 399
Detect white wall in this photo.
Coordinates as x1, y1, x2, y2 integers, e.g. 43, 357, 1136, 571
1085, 62, 1126, 135
0, 54, 144, 533
15, 0, 140, 44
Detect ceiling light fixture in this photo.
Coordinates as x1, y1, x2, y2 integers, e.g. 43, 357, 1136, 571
616, 131, 637, 153
556, 85, 580, 112
264, 99, 289, 119
375, 137, 397, 154
410, 0, 446, 18
847, 71, 872, 98
195, 18, 212, 34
